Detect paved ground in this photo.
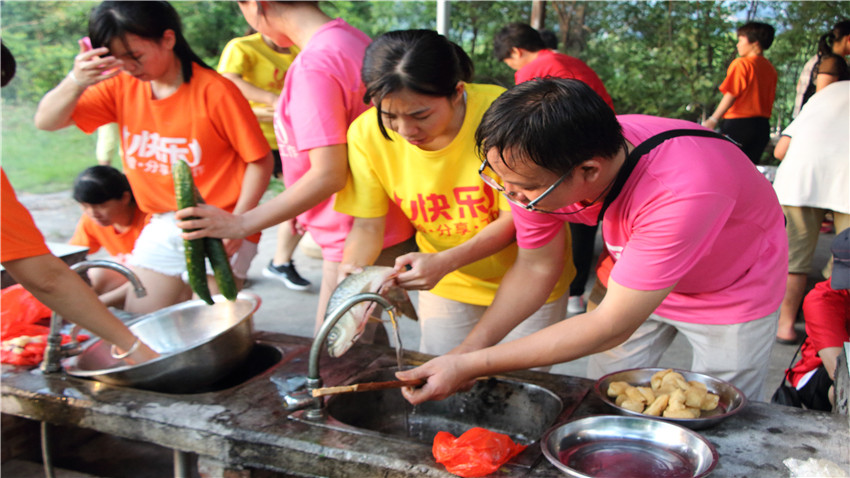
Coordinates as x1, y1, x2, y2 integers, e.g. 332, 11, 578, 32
8, 188, 835, 477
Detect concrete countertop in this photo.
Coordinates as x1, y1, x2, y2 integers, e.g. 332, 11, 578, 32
2, 331, 848, 477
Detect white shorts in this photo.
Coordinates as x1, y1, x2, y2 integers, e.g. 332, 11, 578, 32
586, 309, 780, 402
128, 212, 257, 281
417, 290, 569, 370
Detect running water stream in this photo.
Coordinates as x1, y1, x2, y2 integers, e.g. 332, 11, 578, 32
386, 309, 413, 437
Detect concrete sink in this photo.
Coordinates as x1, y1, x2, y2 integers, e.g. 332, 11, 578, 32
325, 368, 563, 445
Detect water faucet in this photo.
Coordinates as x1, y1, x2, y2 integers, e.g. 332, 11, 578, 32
287, 292, 395, 420
40, 260, 147, 374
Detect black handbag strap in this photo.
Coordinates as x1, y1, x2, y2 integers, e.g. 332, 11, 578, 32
598, 129, 734, 221
781, 333, 808, 386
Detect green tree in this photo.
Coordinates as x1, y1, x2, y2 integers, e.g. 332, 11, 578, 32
1, 1, 97, 104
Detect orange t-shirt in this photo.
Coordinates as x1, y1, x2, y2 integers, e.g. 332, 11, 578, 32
719, 55, 777, 119
1, 169, 50, 263
69, 208, 150, 259
71, 64, 270, 217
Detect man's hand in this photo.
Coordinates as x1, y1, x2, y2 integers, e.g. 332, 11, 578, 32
396, 354, 477, 405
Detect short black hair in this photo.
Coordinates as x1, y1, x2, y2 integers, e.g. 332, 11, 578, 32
73, 165, 134, 205
539, 29, 558, 50
493, 22, 546, 60
737, 21, 775, 51
476, 78, 623, 176
362, 29, 473, 140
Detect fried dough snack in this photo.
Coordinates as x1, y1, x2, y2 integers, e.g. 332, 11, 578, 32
607, 369, 720, 419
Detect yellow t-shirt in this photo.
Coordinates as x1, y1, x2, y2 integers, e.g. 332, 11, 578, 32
217, 33, 299, 148
337, 83, 574, 305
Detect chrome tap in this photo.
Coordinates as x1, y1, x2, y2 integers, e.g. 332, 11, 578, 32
40, 260, 147, 374
282, 293, 396, 419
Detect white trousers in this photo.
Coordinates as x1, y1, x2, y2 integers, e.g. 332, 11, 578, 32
587, 309, 780, 402
417, 291, 569, 372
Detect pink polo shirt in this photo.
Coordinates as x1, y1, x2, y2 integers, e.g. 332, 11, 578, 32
513, 115, 787, 324
274, 19, 413, 261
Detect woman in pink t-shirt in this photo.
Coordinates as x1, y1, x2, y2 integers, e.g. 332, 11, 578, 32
176, 2, 414, 331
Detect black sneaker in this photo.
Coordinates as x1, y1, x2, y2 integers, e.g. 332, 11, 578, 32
262, 260, 311, 291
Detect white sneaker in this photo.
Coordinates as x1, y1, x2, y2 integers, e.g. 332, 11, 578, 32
567, 295, 586, 316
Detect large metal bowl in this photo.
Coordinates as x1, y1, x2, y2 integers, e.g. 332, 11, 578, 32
542, 415, 718, 477
593, 368, 747, 430
63, 292, 260, 393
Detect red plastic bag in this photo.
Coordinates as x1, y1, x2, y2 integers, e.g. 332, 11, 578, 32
432, 427, 527, 477
1, 284, 52, 337
0, 285, 87, 366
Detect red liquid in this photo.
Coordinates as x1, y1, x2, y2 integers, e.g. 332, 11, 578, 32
559, 440, 695, 478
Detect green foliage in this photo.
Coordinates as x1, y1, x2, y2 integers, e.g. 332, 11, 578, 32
583, 1, 741, 120
1, 1, 98, 104
172, 1, 248, 68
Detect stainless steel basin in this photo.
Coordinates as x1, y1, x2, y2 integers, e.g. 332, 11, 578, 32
63, 292, 260, 393
324, 368, 563, 446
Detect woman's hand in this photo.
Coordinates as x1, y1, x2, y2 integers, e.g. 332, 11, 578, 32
336, 263, 365, 285
175, 204, 247, 240
394, 251, 452, 290
70, 39, 123, 88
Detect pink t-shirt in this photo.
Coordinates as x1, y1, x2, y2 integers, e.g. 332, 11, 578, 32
513, 115, 787, 324
274, 19, 412, 261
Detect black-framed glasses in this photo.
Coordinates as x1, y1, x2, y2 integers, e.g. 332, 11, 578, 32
478, 160, 566, 213
479, 160, 615, 215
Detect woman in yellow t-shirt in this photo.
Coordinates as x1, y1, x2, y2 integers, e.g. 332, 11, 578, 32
217, 30, 311, 291
336, 30, 574, 355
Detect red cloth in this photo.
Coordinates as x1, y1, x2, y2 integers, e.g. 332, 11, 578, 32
787, 280, 850, 387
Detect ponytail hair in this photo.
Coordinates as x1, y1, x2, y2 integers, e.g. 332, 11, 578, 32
88, 1, 211, 82
817, 19, 850, 57
362, 30, 473, 140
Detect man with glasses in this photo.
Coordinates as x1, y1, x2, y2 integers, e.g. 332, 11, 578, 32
398, 79, 787, 404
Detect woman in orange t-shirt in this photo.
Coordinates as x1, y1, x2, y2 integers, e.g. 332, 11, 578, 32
69, 166, 150, 308
34, 2, 273, 314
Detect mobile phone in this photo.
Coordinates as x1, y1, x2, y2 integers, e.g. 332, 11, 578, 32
80, 36, 92, 51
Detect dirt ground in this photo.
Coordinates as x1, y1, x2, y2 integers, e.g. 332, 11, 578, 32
16, 190, 81, 243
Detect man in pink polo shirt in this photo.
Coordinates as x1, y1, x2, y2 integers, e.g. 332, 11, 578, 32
398, 79, 786, 404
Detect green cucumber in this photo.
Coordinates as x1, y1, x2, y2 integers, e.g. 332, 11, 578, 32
173, 159, 214, 305
191, 184, 238, 301
205, 237, 238, 301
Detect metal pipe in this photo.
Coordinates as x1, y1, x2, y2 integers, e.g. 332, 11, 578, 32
41, 260, 147, 374
173, 449, 192, 478
40, 421, 56, 478
304, 293, 394, 420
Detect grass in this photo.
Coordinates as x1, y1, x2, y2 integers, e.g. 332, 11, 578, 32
2, 102, 100, 194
